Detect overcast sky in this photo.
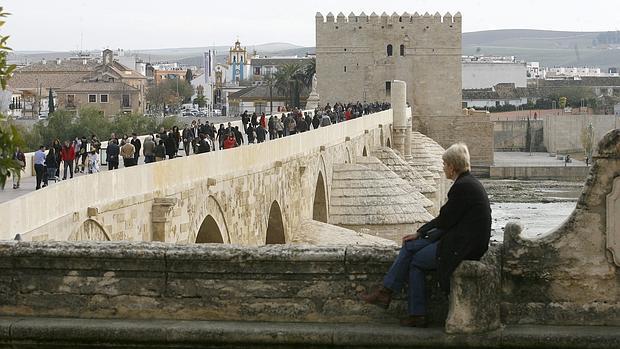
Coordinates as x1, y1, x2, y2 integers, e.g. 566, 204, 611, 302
4, 0, 619, 51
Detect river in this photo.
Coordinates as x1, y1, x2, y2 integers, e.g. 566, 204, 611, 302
481, 179, 583, 242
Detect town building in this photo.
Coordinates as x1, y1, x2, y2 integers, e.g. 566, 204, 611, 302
227, 40, 251, 84
461, 56, 527, 89
55, 49, 147, 116
527, 62, 543, 79
227, 85, 309, 116
462, 83, 528, 109
8, 58, 100, 117
9, 49, 147, 117
545, 66, 603, 78
250, 57, 313, 83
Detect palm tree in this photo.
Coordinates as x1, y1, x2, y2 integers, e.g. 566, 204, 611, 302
300, 59, 316, 89
273, 60, 316, 108
273, 63, 301, 107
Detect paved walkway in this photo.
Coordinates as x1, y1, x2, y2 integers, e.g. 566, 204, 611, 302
0, 317, 618, 348
494, 152, 587, 167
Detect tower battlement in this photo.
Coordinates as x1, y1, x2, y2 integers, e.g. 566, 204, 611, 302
315, 11, 461, 26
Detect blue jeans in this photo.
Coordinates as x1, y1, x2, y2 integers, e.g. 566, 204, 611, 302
383, 238, 438, 316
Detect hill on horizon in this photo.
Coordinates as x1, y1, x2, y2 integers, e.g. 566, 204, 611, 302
9, 30, 620, 69
462, 29, 620, 67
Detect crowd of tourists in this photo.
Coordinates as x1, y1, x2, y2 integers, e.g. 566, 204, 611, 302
10, 102, 391, 191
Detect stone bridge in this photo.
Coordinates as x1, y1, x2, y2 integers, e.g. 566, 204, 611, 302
1, 83, 619, 348
0, 82, 446, 245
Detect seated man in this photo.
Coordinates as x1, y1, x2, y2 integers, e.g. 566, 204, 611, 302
360, 143, 491, 327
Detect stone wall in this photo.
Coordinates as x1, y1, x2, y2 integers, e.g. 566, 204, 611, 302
544, 114, 619, 154
489, 166, 589, 181
413, 114, 494, 167
494, 120, 545, 152
501, 129, 620, 326
0, 242, 447, 325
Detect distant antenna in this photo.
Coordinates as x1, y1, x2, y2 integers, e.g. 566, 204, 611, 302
80, 31, 83, 52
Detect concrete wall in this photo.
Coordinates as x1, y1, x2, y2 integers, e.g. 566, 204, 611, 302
0, 110, 395, 243
494, 120, 544, 151
544, 114, 620, 153
462, 62, 527, 89
489, 166, 589, 181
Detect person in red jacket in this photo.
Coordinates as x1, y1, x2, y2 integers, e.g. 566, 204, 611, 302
260, 113, 266, 129
223, 134, 237, 149
60, 140, 76, 180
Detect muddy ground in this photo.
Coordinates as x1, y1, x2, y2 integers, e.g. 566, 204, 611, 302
480, 179, 584, 203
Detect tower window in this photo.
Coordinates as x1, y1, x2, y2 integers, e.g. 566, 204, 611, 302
344, 66, 347, 73
385, 81, 391, 97
400, 44, 405, 56
387, 44, 393, 57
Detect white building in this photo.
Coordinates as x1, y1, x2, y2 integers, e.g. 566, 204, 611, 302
462, 56, 527, 89
527, 62, 544, 79
546, 66, 602, 78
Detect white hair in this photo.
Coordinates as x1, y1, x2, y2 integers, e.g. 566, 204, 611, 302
442, 143, 471, 173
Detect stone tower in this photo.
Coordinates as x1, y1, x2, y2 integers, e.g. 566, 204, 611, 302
227, 40, 249, 82
315, 11, 462, 117
315, 12, 494, 169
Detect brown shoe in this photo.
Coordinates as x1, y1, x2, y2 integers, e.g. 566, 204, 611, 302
399, 315, 428, 328
359, 286, 392, 309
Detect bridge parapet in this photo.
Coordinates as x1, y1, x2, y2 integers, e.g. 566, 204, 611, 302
0, 240, 498, 332
502, 129, 620, 326
0, 110, 395, 242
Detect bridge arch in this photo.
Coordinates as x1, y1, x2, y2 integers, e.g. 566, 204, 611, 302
69, 219, 111, 241
196, 215, 224, 243
266, 200, 286, 244
313, 171, 328, 223
194, 195, 230, 244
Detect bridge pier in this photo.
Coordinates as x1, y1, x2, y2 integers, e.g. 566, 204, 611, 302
151, 197, 178, 242
391, 80, 409, 159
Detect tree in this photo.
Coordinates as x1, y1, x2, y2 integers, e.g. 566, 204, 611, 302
525, 117, 532, 153
559, 96, 567, 109
0, 7, 22, 189
185, 69, 193, 83
273, 60, 314, 109
146, 78, 194, 113
193, 85, 206, 108
581, 122, 595, 164
274, 63, 302, 107
48, 88, 55, 114
300, 59, 316, 88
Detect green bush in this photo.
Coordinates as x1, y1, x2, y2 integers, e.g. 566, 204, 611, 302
20, 108, 180, 152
